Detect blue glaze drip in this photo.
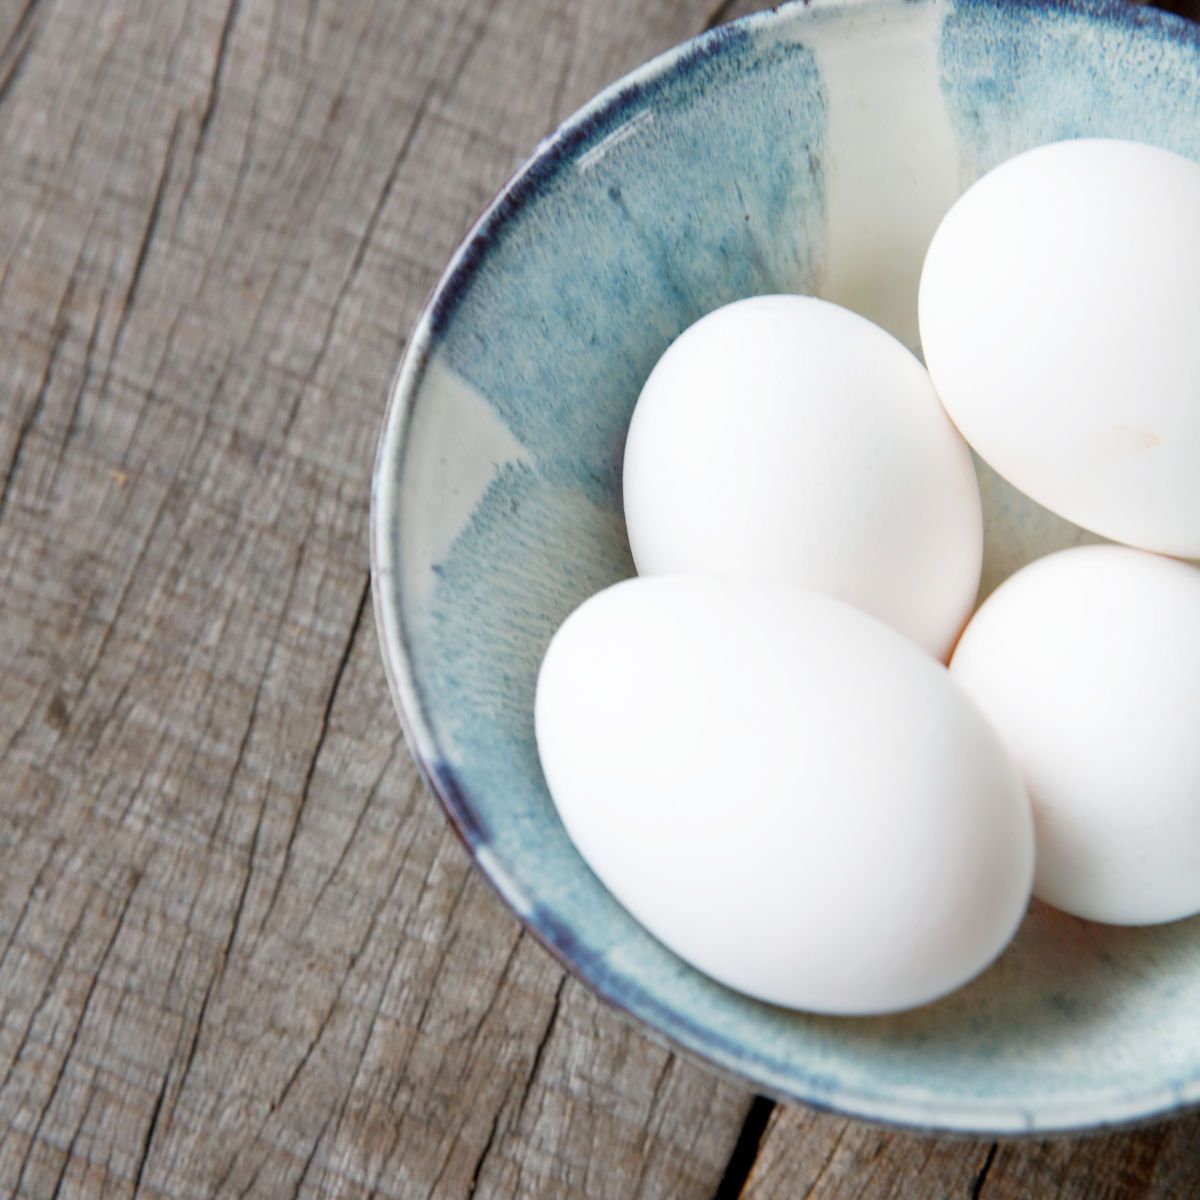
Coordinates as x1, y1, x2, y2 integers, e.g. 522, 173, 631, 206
943, 0, 1200, 176
432, 30, 827, 507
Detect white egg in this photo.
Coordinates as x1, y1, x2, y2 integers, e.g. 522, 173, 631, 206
535, 575, 1034, 1014
920, 138, 1200, 559
951, 545, 1200, 926
622, 296, 982, 661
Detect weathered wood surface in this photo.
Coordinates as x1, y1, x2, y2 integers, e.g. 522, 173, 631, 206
743, 1105, 1200, 1200
0, 0, 1198, 1197
0, 1, 758, 1196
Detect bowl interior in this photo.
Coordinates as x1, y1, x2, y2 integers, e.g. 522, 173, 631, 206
372, 0, 1200, 1132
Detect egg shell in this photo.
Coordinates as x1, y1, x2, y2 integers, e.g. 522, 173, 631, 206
535, 575, 1034, 1015
951, 545, 1200, 926
919, 138, 1200, 558
621, 295, 983, 660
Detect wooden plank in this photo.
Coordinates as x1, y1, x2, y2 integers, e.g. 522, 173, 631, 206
0, 0, 758, 1196
743, 1105, 1200, 1200
742, 1107, 991, 1200
4, 0, 1200, 1196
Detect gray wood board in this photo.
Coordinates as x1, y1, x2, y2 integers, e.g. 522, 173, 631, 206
0, 0, 1197, 1196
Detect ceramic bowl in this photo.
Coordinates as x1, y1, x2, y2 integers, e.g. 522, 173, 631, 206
371, 0, 1200, 1133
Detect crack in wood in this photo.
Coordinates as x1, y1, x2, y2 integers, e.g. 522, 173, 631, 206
40, 278, 109, 526
0, 900, 89, 1100
466, 1103, 505, 1199
395, 865, 476, 1061
796, 1118, 851, 1200
317, 884, 420, 1193
269, 993, 342, 1119
129, 1068, 171, 1197
279, 0, 505, 441
181, 0, 245, 210
300, 741, 399, 931
630, 1056, 675, 1199
0, 0, 43, 113
513, 972, 567, 1129
461, 931, 523, 1049
175, 974, 216, 1104
184, 0, 276, 313
36, 101, 183, 535
288, 1107, 334, 1200
277, 83, 434, 440
0, 836, 62, 982
255, 572, 371, 938
45, 1073, 100, 1200
12, 874, 140, 1197
301, 0, 320, 63
971, 1142, 999, 1200
0, 273, 75, 527
702, 0, 744, 32
712, 1096, 776, 1200
108, 112, 184, 372
209, 535, 309, 968
228, 823, 421, 1198
235, 6, 396, 355
73, 470, 183, 745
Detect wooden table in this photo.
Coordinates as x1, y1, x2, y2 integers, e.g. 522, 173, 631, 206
2, 0, 1200, 1195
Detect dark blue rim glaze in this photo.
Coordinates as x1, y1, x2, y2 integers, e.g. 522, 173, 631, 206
370, 0, 1200, 1135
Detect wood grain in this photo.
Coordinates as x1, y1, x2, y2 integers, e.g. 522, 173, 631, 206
743, 1105, 1200, 1200
0, 1, 757, 1196
1, 0, 1199, 1196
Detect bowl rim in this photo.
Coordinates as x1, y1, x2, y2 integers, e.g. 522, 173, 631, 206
370, 0, 1200, 1135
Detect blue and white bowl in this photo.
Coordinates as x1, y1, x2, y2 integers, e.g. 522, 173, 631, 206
371, 0, 1200, 1134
